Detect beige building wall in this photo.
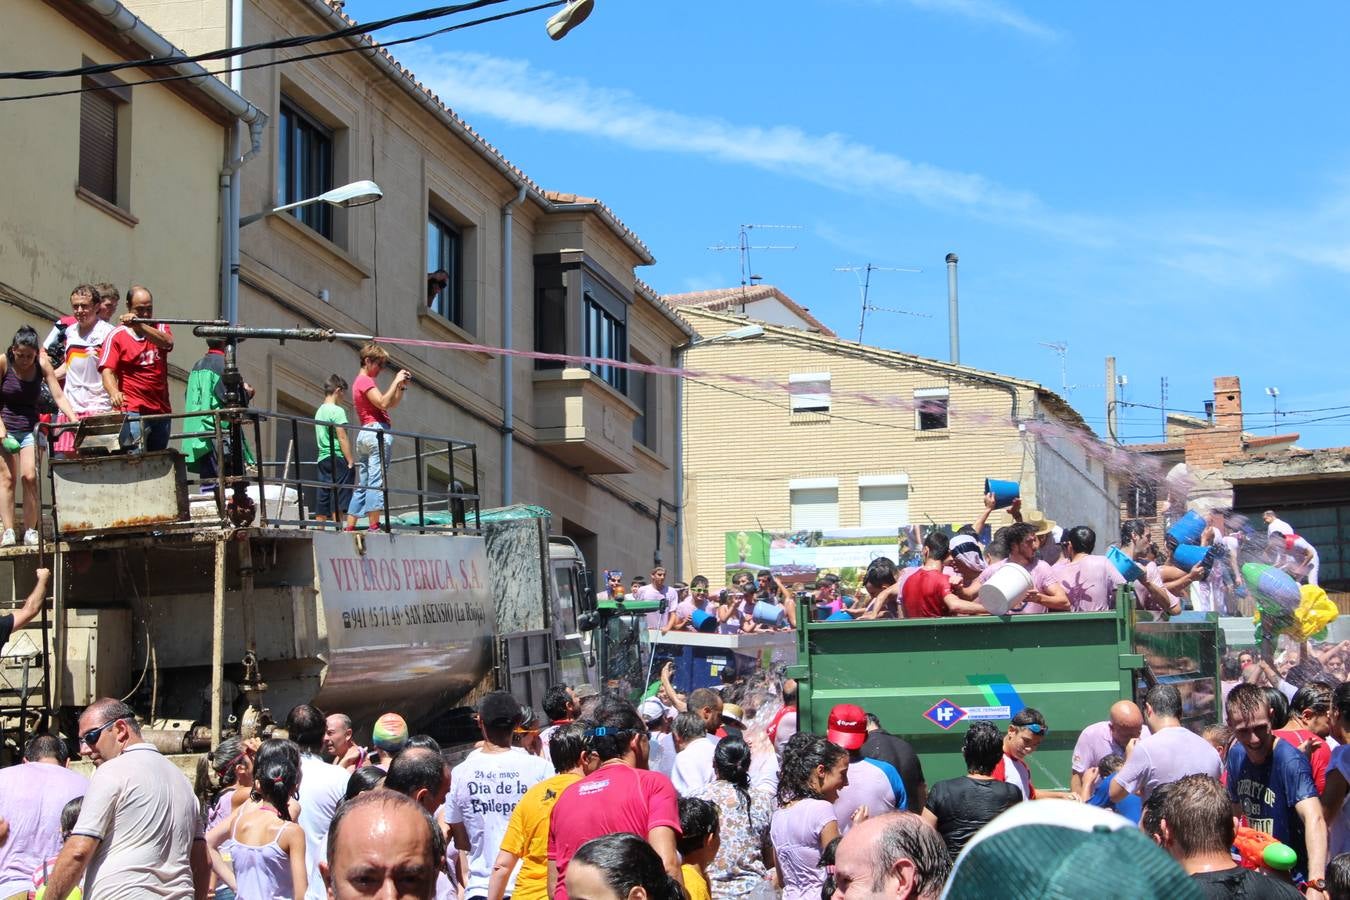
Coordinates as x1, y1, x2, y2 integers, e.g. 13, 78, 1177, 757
679, 308, 1102, 584
128, 0, 685, 582
0, 0, 229, 393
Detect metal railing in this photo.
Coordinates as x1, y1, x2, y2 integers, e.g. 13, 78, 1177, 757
44, 407, 482, 538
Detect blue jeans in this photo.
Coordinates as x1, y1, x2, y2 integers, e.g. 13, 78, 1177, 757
348, 423, 390, 517
125, 412, 171, 452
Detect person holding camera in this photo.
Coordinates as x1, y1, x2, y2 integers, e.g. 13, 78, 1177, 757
345, 343, 411, 533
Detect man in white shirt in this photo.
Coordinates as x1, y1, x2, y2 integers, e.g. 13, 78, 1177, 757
446, 692, 551, 900
1264, 510, 1295, 538
1271, 530, 1321, 586
288, 704, 352, 900
670, 711, 716, 797
42, 698, 207, 899
635, 566, 679, 630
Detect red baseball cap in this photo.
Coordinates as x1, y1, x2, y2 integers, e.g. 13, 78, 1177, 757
827, 703, 867, 751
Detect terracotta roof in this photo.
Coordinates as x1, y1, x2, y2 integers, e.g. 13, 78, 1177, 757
663, 285, 836, 336
299, 2, 652, 263
1124, 442, 1186, 454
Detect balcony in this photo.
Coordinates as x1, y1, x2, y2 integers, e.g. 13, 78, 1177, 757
532, 368, 640, 474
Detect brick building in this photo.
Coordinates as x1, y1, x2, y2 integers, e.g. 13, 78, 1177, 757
671, 288, 1120, 583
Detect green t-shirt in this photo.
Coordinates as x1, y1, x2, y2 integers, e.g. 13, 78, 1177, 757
315, 402, 348, 460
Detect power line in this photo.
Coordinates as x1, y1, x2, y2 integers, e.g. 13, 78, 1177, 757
0, 0, 560, 103
0, 0, 514, 81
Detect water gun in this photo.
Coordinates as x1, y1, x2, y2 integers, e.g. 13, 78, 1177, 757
1234, 825, 1297, 873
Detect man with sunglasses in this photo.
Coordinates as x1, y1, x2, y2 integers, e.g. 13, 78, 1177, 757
992, 708, 1051, 801
42, 698, 207, 900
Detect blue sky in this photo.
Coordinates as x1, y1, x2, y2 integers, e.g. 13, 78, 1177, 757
346, 0, 1350, 447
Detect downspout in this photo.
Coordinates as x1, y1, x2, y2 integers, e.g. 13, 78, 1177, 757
674, 344, 685, 581
500, 184, 528, 505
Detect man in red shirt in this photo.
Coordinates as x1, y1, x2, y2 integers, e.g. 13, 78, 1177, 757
546, 695, 682, 899
902, 532, 991, 618
98, 285, 173, 451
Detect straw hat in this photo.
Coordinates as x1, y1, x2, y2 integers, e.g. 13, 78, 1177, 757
1022, 509, 1057, 537
721, 703, 746, 728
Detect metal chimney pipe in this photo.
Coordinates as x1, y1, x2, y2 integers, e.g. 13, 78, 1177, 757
945, 253, 960, 364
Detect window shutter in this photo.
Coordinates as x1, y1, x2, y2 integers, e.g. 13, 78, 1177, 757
80, 89, 118, 204
790, 487, 839, 530
860, 484, 910, 527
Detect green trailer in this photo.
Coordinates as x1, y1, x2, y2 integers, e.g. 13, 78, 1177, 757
791, 595, 1222, 791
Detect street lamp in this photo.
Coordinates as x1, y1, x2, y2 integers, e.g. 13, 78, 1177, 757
228, 180, 383, 324
546, 0, 594, 40
239, 179, 384, 227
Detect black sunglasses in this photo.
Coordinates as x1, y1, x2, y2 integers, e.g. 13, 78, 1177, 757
81, 716, 130, 747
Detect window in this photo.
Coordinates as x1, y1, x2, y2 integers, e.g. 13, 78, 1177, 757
629, 351, 654, 448
790, 478, 839, 530
859, 476, 910, 527
425, 468, 450, 514
915, 387, 950, 431
584, 288, 626, 393
78, 68, 130, 207
1125, 479, 1156, 519
278, 99, 334, 238
426, 214, 463, 325
789, 372, 831, 414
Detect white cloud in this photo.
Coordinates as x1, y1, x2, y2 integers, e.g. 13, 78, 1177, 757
888, 0, 1063, 41
407, 50, 1062, 224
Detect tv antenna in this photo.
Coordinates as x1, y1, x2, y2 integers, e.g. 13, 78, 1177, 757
835, 263, 925, 343
708, 224, 800, 296
1038, 340, 1075, 394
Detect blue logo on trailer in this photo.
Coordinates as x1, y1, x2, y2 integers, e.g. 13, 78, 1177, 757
923, 699, 968, 730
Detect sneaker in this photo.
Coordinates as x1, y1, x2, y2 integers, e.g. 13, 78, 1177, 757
0, 529, 14, 547
546, 0, 593, 39
23, 529, 38, 547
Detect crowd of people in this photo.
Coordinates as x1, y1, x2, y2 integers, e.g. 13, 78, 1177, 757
641, 499, 1325, 635
0, 283, 423, 538
7, 653, 1350, 899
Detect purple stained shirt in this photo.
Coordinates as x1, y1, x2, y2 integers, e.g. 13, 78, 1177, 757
833, 759, 897, 834
1059, 555, 1126, 612
978, 559, 1061, 615
1071, 720, 1152, 774
1114, 725, 1224, 802
0, 762, 88, 896
769, 798, 836, 900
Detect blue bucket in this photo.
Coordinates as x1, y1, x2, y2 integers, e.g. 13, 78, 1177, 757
752, 600, 787, 628
825, 610, 855, 622
1106, 545, 1144, 582
984, 478, 1020, 509
1167, 511, 1206, 546
1172, 543, 1212, 571
690, 608, 718, 633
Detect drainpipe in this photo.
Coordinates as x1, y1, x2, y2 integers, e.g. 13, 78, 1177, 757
500, 184, 528, 505
673, 345, 685, 581
71, 0, 267, 324
946, 252, 960, 365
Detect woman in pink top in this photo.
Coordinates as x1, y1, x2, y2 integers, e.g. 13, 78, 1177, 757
345, 343, 411, 532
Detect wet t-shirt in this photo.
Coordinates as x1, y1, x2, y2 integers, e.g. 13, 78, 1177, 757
1226, 739, 1318, 878
924, 776, 1022, 859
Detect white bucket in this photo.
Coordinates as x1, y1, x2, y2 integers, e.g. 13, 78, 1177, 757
978, 562, 1034, 615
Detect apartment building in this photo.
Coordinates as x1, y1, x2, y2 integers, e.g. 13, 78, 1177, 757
123, 0, 688, 579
